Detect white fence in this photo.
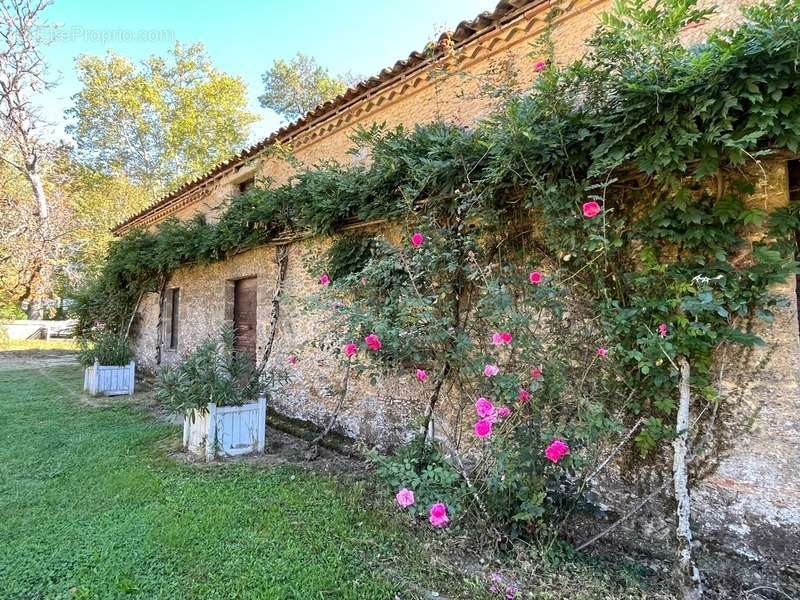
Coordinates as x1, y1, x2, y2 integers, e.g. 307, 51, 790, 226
83, 361, 136, 396
183, 397, 267, 461
2, 319, 76, 340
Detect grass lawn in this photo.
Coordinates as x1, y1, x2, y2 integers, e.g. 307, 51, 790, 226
0, 363, 457, 599
0, 350, 673, 600
0, 338, 78, 352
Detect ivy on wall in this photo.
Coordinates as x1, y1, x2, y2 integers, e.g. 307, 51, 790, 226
75, 0, 800, 457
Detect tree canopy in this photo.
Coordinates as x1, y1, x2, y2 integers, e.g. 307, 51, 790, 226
258, 52, 351, 122
67, 42, 259, 197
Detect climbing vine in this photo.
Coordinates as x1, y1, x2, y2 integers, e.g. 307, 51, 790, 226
77, 0, 800, 542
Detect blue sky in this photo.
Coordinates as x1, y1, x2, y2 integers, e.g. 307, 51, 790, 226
40, 0, 494, 142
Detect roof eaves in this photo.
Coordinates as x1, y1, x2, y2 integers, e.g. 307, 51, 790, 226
113, 0, 543, 234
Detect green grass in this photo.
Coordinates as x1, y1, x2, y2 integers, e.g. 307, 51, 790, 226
0, 365, 451, 600
0, 359, 674, 600
0, 338, 78, 353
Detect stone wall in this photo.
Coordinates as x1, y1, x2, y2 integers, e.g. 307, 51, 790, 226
133, 234, 429, 446
129, 0, 799, 591
133, 162, 800, 591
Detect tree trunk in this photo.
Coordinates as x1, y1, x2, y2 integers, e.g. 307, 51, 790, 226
417, 362, 451, 448
25, 297, 43, 320
255, 245, 289, 375
673, 357, 703, 600
24, 164, 49, 221
155, 276, 168, 365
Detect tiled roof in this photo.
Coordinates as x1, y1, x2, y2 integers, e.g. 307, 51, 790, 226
114, 0, 543, 233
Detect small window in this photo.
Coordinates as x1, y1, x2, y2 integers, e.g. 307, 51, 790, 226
238, 177, 255, 194
169, 288, 180, 350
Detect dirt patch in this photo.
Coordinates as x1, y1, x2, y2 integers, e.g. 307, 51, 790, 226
76, 375, 370, 478
167, 427, 371, 477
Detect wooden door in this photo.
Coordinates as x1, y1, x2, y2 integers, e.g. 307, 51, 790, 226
233, 278, 257, 364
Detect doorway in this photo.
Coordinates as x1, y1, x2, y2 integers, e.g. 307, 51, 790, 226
233, 277, 257, 364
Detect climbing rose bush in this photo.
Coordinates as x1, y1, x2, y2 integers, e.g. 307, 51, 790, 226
301, 0, 800, 544
314, 219, 625, 539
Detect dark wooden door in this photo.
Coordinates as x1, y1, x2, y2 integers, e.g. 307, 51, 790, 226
233, 277, 257, 364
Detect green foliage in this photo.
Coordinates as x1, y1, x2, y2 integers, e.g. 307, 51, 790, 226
324, 233, 378, 283
155, 326, 267, 413
78, 328, 135, 367
83, 0, 799, 481
0, 303, 25, 320
63, 161, 152, 279
0, 364, 672, 599
370, 436, 466, 520
259, 52, 350, 121
67, 42, 258, 194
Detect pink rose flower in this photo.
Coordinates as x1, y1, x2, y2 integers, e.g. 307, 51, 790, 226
596, 347, 608, 357
530, 367, 542, 380
483, 364, 499, 377
517, 388, 530, 402
534, 60, 547, 72
528, 271, 543, 284
395, 488, 415, 508
474, 418, 493, 438
416, 369, 428, 382
343, 342, 358, 357
582, 201, 602, 218
497, 406, 511, 418
545, 439, 570, 463
365, 333, 382, 351
287, 354, 298, 365
319, 273, 331, 286
429, 502, 449, 528
491, 331, 513, 345
410, 232, 425, 247
475, 397, 495, 418
658, 323, 668, 338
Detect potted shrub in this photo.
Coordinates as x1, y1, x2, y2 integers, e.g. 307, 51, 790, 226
79, 330, 136, 396
155, 326, 269, 461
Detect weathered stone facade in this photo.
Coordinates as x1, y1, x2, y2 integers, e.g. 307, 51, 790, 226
125, 0, 798, 590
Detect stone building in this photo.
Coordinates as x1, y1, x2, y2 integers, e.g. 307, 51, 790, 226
114, 0, 798, 588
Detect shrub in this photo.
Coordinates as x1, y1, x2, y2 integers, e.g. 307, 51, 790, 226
155, 326, 268, 414
78, 329, 135, 367
370, 435, 466, 521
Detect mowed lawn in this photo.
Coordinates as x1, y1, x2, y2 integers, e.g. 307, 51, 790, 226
0, 362, 450, 600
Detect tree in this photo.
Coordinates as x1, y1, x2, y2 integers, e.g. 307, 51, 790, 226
67, 43, 259, 196
0, 0, 50, 220
0, 0, 56, 317
63, 162, 150, 277
258, 53, 351, 122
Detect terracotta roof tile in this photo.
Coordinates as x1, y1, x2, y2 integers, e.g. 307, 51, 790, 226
114, 0, 543, 233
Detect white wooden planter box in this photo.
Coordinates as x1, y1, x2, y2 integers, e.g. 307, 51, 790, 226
83, 360, 135, 396
183, 397, 267, 461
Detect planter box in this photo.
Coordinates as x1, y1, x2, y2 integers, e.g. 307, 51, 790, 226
183, 397, 267, 461
83, 360, 135, 396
